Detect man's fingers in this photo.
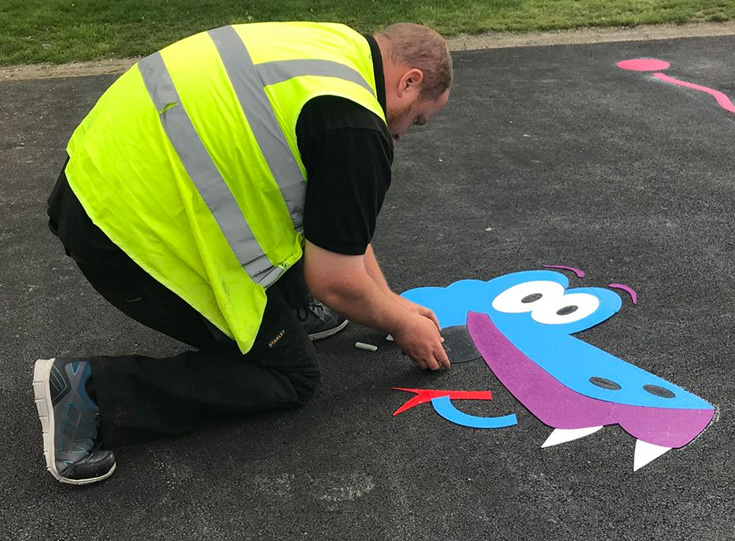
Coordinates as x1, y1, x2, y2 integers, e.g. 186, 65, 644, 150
436, 345, 451, 369
426, 310, 441, 331
424, 357, 441, 371
410, 351, 441, 371
408, 347, 449, 371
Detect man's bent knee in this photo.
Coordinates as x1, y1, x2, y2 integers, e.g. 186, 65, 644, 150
288, 363, 321, 405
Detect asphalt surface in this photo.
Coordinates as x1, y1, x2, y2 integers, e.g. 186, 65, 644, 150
1, 36, 734, 540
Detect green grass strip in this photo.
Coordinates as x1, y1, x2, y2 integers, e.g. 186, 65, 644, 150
2, 0, 735, 65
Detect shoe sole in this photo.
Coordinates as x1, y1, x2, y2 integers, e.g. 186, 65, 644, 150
308, 319, 350, 341
33, 358, 116, 485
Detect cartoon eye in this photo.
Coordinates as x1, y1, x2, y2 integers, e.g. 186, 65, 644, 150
492, 281, 565, 313
492, 280, 600, 325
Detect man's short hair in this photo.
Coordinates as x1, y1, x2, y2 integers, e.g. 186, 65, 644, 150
375, 23, 454, 101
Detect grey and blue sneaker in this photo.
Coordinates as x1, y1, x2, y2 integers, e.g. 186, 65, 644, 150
296, 300, 349, 341
33, 358, 116, 485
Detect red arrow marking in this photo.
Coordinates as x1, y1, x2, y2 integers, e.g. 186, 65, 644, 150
392, 387, 493, 416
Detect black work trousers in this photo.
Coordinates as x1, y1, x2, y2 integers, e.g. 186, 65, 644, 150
76, 259, 319, 449
47, 163, 319, 449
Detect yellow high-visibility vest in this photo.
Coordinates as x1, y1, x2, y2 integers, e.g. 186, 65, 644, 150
65, 22, 386, 353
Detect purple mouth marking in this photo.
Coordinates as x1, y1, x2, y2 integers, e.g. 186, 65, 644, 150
541, 264, 585, 278
609, 283, 638, 305
467, 311, 714, 449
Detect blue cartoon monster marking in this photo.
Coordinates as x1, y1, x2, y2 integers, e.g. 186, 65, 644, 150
401, 270, 715, 469
403, 270, 710, 410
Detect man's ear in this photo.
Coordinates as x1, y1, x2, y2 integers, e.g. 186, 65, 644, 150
397, 68, 424, 97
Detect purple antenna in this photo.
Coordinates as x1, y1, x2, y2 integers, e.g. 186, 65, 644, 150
609, 283, 638, 305
542, 264, 585, 278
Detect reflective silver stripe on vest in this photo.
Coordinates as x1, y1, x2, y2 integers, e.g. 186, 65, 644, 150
209, 25, 306, 231
256, 59, 374, 96
139, 52, 283, 288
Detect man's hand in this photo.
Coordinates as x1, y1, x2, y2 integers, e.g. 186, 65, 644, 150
392, 294, 441, 332
391, 311, 449, 370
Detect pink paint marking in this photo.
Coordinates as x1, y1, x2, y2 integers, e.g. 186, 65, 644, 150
609, 283, 638, 305
617, 58, 671, 72
617, 57, 735, 114
541, 264, 585, 278
653, 72, 735, 113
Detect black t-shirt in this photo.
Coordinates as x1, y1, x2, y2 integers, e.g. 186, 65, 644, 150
299, 95, 393, 255
48, 34, 393, 266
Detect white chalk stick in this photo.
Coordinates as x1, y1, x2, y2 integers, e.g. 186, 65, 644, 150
355, 342, 378, 352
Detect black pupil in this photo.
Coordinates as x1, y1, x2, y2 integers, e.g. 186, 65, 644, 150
589, 377, 621, 391
556, 305, 578, 316
522, 293, 543, 303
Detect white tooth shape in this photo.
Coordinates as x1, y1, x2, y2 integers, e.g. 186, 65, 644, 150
541, 426, 603, 448
634, 440, 671, 471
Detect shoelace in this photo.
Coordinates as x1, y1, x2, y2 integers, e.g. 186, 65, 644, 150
308, 302, 328, 320
297, 302, 330, 324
